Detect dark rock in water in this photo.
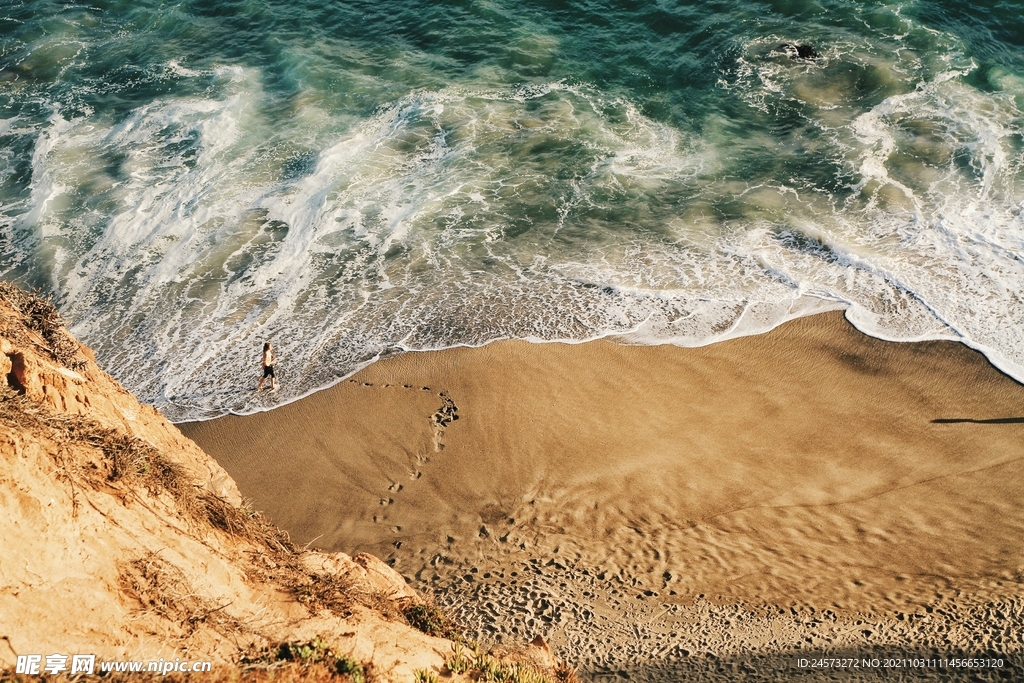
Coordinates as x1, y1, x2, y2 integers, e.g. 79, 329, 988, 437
775, 43, 820, 59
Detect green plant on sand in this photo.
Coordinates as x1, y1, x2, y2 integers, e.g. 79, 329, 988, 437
413, 669, 438, 683
442, 642, 579, 683
243, 637, 368, 682
402, 601, 462, 640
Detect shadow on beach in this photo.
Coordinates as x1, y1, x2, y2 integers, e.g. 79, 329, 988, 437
585, 647, 1019, 682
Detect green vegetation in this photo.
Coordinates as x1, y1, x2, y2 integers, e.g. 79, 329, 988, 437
402, 601, 462, 640
446, 642, 473, 674
245, 637, 368, 682
413, 669, 438, 683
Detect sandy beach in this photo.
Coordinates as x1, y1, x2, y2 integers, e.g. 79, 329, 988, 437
181, 311, 1024, 680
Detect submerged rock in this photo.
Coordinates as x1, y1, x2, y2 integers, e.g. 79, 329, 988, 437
775, 43, 820, 59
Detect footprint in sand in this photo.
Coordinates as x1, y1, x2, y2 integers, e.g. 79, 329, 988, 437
431, 392, 460, 451
349, 380, 463, 562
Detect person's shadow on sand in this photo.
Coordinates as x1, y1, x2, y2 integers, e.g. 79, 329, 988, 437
932, 417, 1024, 424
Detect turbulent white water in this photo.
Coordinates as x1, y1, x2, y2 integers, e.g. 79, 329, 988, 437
2, 1, 1023, 420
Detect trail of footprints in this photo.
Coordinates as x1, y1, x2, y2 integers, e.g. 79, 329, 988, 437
346, 379, 460, 555
345, 379, 1023, 680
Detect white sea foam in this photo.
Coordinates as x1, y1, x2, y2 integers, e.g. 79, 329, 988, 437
5, 25, 1024, 420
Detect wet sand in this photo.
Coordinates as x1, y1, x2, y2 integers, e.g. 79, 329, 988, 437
181, 311, 1024, 680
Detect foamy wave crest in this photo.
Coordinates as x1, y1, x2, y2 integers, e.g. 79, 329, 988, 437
5, 21, 1024, 420
721, 25, 1024, 379
8, 78, 722, 419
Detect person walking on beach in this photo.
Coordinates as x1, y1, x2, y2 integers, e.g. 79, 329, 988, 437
257, 341, 277, 391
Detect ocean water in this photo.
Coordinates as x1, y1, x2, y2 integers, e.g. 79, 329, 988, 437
1, 0, 1022, 421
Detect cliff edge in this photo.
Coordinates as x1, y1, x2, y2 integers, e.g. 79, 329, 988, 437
0, 283, 562, 681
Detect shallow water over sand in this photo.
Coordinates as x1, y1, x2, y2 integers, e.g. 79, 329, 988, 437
2, 0, 1023, 420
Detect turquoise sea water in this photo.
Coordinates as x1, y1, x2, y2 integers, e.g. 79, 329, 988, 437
2, 0, 1023, 420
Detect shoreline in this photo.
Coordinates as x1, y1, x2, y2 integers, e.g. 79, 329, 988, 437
180, 310, 1024, 679
168, 303, 1023, 426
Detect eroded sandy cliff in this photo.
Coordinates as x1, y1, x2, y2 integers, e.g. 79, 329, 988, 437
0, 284, 557, 681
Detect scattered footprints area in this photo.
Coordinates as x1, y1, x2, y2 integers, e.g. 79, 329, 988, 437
182, 320, 1024, 683
343, 374, 1024, 682
421, 555, 1022, 682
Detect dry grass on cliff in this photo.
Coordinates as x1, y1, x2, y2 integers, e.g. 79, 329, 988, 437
0, 386, 417, 629
201, 491, 295, 554
0, 311, 473, 658
118, 553, 243, 638
116, 557, 378, 675
0, 386, 292, 552
291, 571, 359, 618
441, 641, 581, 683
241, 637, 372, 682
0, 281, 84, 370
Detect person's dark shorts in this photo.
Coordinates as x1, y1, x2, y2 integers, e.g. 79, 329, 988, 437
263, 365, 275, 378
